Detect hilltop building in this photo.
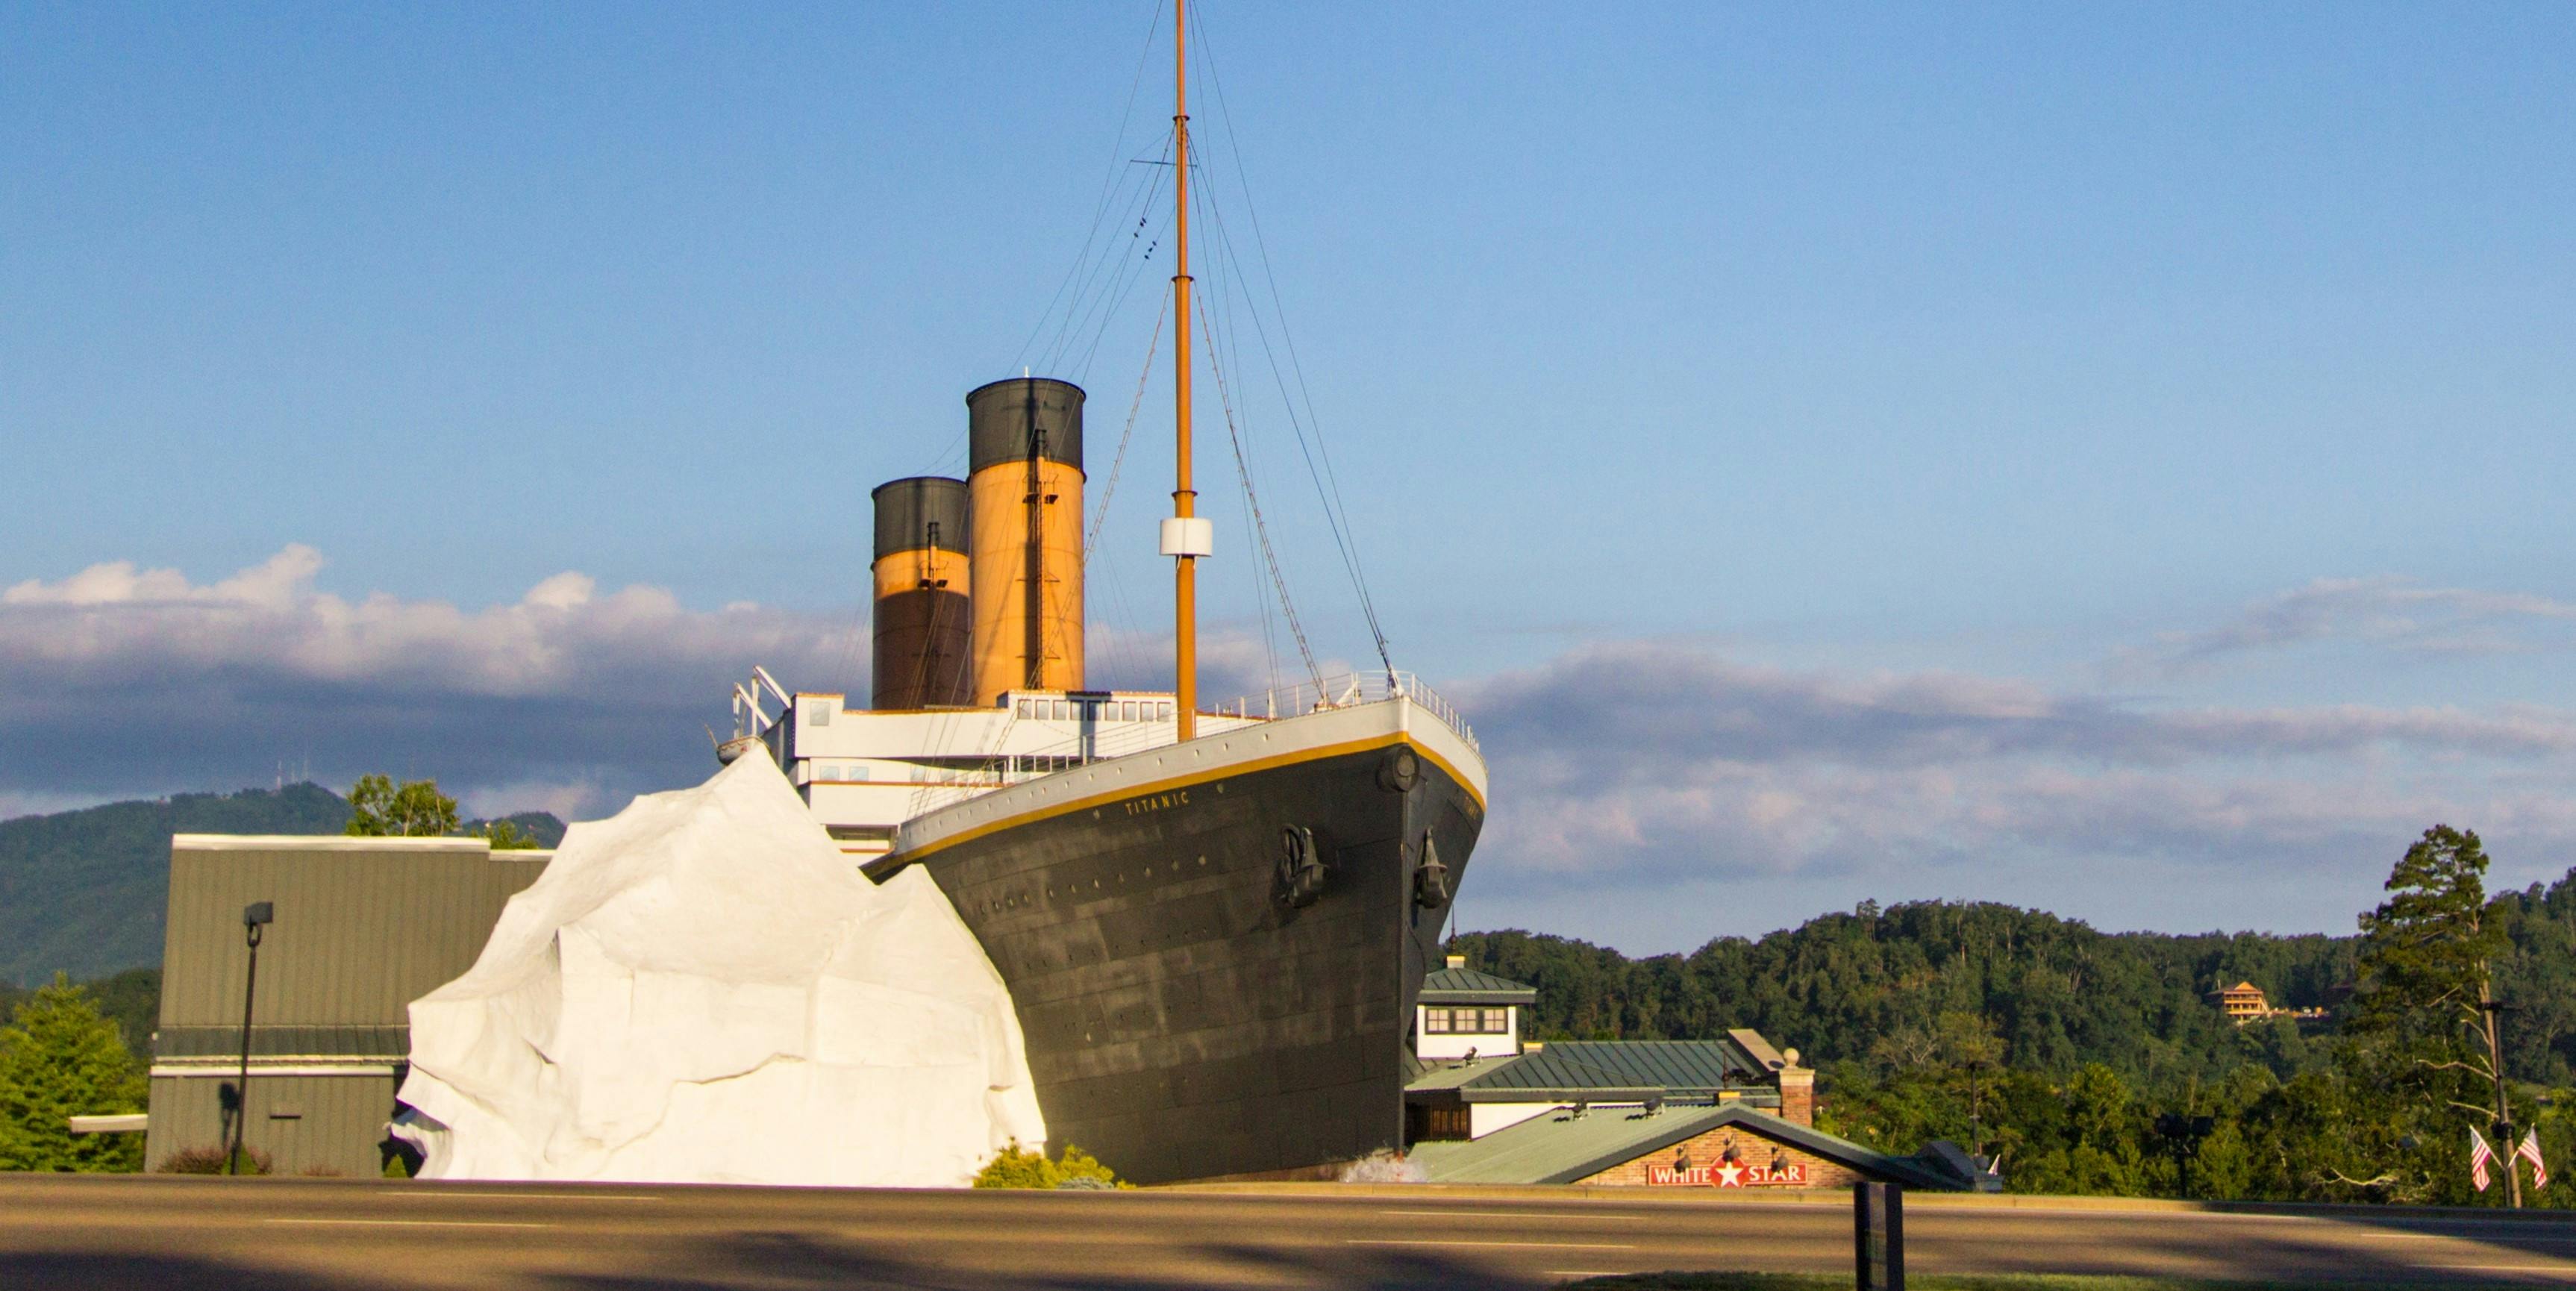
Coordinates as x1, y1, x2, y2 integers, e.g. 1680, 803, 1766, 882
2207, 980, 2327, 1026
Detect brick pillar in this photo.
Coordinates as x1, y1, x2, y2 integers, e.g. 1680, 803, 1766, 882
1778, 1063, 1815, 1126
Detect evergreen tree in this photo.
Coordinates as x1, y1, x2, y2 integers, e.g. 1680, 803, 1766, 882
0, 975, 150, 1172
2348, 825, 2517, 1204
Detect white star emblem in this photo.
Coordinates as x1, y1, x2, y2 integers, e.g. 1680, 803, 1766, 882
1715, 1161, 1745, 1187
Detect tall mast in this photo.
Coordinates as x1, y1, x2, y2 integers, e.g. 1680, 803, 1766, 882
1170, 0, 1199, 741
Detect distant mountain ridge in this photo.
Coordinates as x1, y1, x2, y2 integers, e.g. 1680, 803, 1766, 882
0, 785, 565, 985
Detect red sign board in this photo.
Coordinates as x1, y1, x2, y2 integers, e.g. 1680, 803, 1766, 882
1646, 1160, 1807, 1187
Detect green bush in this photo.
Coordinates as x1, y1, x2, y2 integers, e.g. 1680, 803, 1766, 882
972, 1140, 1128, 1189
157, 1144, 270, 1175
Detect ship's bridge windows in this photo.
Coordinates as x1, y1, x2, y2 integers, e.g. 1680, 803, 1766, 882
806, 701, 831, 726
1157, 702, 1173, 721
1122, 701, 1138, 722
1054, 700, 1072, 721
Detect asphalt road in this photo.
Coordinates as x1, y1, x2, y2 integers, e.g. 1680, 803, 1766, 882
7, 1175, 2576, 1290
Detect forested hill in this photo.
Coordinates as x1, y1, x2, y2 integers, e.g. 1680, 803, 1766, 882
0, 787, 565, 986
1454, 878, 2576, 1090
1454, 906, 2349, 1087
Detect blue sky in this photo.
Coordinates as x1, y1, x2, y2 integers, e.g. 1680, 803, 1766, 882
6, 3, 2575, 954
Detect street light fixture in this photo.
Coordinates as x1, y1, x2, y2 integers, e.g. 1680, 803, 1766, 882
229, 901, 272, 1177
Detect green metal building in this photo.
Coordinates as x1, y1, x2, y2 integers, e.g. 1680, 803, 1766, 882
145, 834, 548, 1176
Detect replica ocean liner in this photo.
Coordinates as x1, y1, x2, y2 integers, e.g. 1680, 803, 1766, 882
722, 7, 1485, 1184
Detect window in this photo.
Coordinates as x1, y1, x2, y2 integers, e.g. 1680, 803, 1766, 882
1157, 702, 1173, 721
1053, 700, 1071, 721
1017, 700, 1032, 719
1409, 1104, 1470, 1142
1427, 1007, 1508, 1034
806, 702, 831, 726
1122, 701, 1139, 722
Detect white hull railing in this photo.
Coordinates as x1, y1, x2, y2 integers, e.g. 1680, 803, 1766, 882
991, 672, 1478, 778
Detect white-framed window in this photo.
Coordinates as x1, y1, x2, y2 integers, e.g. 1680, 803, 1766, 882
1425, 1006, 1509, 1035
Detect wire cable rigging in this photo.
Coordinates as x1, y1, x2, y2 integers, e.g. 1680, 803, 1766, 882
1186, 9, 1395, 680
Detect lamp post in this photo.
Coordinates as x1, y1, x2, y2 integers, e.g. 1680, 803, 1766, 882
229, 901, 272, 1177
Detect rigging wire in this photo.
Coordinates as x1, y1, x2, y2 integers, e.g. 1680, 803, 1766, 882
1195, 270, 1325, 693
1038, 149, 1168, 378
1186, 166, 1284, 693
1190, 9, 1395, 678
1086, 291, 1169, 560
1011, 0, 1169, 376
1066, 163, 1176, 382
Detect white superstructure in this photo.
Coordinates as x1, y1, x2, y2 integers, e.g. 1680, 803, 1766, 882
728, 671, 1478, 862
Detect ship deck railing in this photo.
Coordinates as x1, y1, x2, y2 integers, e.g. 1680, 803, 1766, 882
895, 673, 1479, 820
984, 671, 1478, 775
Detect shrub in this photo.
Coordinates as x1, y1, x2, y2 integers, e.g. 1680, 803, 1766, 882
971, 1140, 1128, 1189
157, 1144, 270, 1175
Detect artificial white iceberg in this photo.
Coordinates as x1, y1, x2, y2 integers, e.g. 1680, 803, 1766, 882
390, 744, 1044, 1186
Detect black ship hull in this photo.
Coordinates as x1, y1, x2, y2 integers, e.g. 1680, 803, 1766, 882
872, 719, 1484, 1184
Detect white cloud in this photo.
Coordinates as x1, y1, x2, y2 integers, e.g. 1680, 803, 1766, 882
1457, 639, 2576, 940
11, 552, 2575, 950
0, 545, 846, 701
0, 546, 857, 813
2113, 576, 2576, 679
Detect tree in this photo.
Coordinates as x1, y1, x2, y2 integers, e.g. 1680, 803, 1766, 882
344, 775, 458, 837
476, 819, 540, 850
0, 975, 150, 1172
2348, 825, 2516, 1203
2351, 828, 2510, 1105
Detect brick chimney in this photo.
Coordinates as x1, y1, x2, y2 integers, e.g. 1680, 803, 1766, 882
1775, 1048, 1814, 1126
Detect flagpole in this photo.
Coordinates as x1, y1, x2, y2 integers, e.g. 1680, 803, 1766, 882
2482, 998, 2522, 1208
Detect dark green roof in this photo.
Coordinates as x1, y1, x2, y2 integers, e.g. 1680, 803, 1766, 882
1406, 1101, 1963, 1189
1419, 964, 1537, 1004
1428, 1040, 1765, 1100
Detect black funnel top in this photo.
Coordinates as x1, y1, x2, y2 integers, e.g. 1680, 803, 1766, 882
871, 475, 970, 560
966, 377, 1085, 475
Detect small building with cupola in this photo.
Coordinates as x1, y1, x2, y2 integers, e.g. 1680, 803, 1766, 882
1401, 957, 1993, 1192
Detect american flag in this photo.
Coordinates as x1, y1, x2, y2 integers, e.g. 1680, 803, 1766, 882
2519, 1131, 2548, 1190
2471, 1128, 2497, 1192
